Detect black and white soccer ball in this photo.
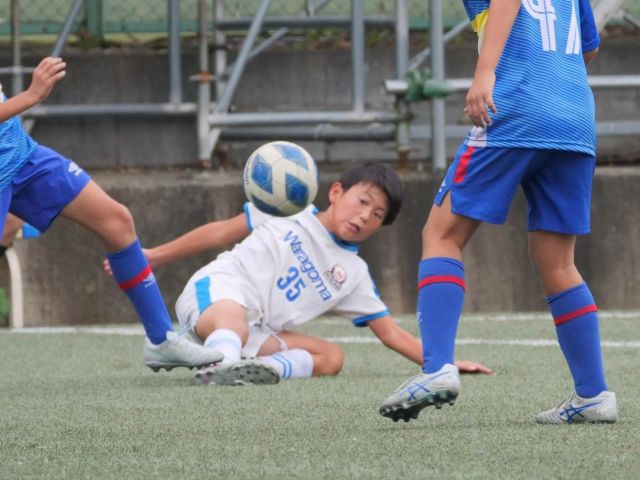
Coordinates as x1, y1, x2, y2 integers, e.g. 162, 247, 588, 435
243, 141, 319, 216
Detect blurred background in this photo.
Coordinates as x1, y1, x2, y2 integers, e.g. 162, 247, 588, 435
0, 0, 638, 327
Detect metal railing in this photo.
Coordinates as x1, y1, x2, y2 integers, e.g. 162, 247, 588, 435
1, 0, 638, 173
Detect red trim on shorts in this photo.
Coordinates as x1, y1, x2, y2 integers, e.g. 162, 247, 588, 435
418, 275, 466, 291
118, 265, 153, 291
554, 305, 598, 326
453, 146, 475, 184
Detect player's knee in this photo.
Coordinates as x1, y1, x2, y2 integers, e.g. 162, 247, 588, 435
195, 317, 248, 343
316, 344, 344, 376
102, 202, 136, 243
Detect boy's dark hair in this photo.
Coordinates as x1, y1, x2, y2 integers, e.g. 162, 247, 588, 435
337, 161, 405, 225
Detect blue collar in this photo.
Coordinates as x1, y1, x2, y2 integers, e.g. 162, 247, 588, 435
329, 232, 359, 253
311, 206, 359, 253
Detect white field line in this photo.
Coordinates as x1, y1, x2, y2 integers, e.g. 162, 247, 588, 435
1, 325, 639, 348
326, 337, 640, 349
314, 311, 640, 325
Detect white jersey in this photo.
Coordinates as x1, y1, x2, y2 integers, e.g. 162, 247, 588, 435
177, 203, 389, 335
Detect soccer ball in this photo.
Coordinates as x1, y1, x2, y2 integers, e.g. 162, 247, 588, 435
243, 141, 319, 216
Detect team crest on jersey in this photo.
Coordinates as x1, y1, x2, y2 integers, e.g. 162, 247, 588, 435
324, 264, 347, 291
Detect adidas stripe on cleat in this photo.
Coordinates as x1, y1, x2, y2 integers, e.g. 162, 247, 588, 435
379, 363, 460, 422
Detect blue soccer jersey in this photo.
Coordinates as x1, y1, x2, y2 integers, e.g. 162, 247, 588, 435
463, 0, 600, 155
0, 85, 37, 191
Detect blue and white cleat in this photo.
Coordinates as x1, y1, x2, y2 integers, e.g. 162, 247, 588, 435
379, 363, 460, 422
535, 390, 618, 424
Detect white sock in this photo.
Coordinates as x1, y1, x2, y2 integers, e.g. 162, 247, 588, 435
259, 349, 314, 379
204, 329, 242, 364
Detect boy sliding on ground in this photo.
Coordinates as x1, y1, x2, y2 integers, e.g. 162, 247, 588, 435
379, 0, 616, 424
0, 58, 222, 370
121, 162, 491, 385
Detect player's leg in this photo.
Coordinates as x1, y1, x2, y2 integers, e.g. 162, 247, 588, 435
256, 331, 344, 378
193, 299, 249, 365
189, 298, 279, 386
418, 192, 480, 374
194, 300, 280, 386
10, 146, 221, 369
1, 213, 23, 245
63, 181, 223, 369
0, 188, 13, 254
523, 151, 616, 423
380, 189, 480, 421
62, 181, 174, 341
0, 212, 22, 258
380, 146, 530, 422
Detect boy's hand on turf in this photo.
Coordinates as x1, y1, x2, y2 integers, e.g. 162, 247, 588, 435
455, 359, 493, 375
465, 66, 497, 129
26, 57, 66, 104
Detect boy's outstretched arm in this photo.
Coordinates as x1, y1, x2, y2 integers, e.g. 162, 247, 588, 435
465, 0, 521, 128
104, 213, 249, 273
0, 57, 66, 123
144, 213, 249, 267
367, 316, 492, 374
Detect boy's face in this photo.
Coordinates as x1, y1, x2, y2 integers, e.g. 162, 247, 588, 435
325, 182, 389, 242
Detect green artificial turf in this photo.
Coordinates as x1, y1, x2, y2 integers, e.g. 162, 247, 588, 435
1, 313, 638, 479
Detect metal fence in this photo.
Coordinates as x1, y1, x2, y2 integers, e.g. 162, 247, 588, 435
2, 0, 638, 37
1, 0, 639, 171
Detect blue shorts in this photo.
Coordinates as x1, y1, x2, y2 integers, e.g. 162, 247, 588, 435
434, 145, 595, 234
0, 145, 91, 236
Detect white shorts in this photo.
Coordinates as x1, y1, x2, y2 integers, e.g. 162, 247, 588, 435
181, 323, 282, 359
175, 257, 281, 358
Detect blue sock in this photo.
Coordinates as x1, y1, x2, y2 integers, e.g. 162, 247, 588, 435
417, 257, 465, 373
547, 283, 607, 398
107, 239, 174, 344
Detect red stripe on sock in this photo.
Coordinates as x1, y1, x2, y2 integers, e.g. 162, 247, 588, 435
118, 265, 153, 291
554, 304, 598, 326
453, 146, 475, 184
418, 275, 465, 291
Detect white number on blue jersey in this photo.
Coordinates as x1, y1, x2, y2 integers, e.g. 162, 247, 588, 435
523, 0, 557, 51
277, 266, 307, 302
523, 0, 582, 55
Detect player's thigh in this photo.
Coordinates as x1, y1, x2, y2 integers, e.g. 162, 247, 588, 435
425, 145, 532, 257
422, 193, 481, 259
258, 331, 343, 357
194, 299, 249, 341
62, 180, 136, 249
9, 146, 91, 234
1, 213, 24, 245
522, 151, 595, 235
0, 188, 11, 238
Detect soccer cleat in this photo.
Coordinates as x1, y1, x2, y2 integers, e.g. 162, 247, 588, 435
144, 331, 224, 371
194, 359, 280, 386
379, 363, 460, 422
535, 390, 618, 424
